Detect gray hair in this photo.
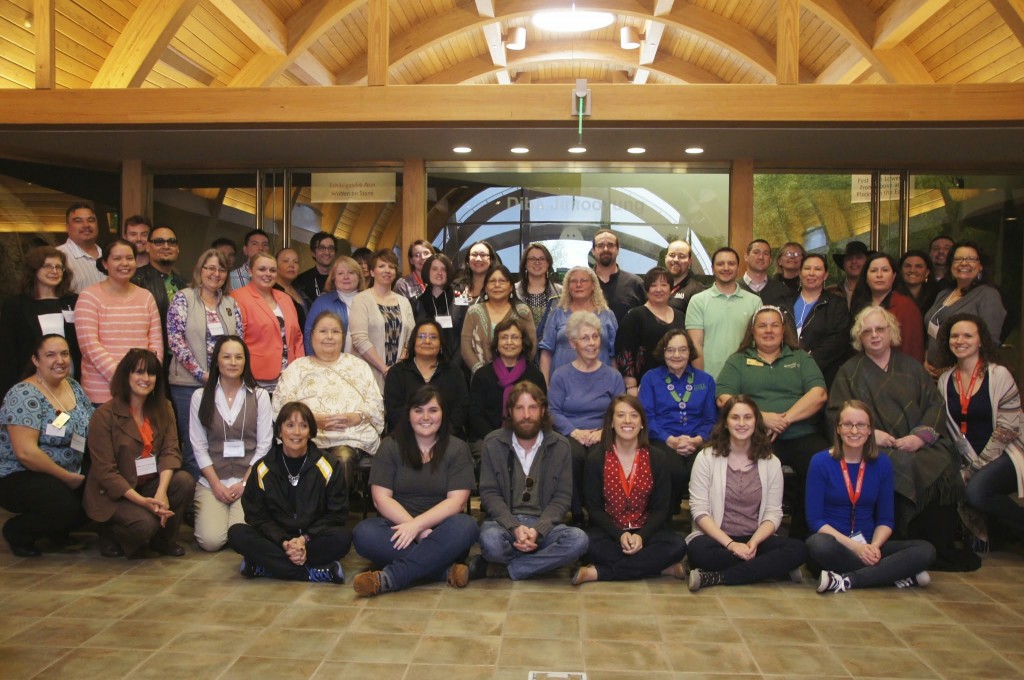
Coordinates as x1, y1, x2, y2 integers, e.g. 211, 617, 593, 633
565, 310, 603, 344
850, 305, 902, 352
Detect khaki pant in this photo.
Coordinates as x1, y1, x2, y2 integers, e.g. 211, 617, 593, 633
193, 482, 246, 552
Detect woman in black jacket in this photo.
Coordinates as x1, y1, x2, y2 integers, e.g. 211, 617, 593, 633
227, 402, 351, 584
784, 253, 851, 388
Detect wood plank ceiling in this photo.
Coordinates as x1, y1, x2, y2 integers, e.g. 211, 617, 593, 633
1, 0, 1022, 91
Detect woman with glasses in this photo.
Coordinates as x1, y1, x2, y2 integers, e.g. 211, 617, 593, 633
924, 241, 1006, 375
830, 306, 975, 571
461, 265, 536, 376
415, 254, 466, 365
469, 317, 546, 442
515, 244, 562, 343
850, 253, 924, 362
349, 250, 416, 392
0, 246, 81, 399
230, 252, 304, 393
385, 319, 469, 438
395, 240, 434, 303
167, 249, 244, 478
454, 240, 499, 305
304, 255, 364, 356
539, 266, 618, 385
809, 400, 935, 593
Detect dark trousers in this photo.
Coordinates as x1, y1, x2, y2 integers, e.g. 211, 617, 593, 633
102, 470, 194, 555
568, 439, 599, 520
686, 534, 808, 585
966, 454, 1024, 542
585, 528, 686, 581
806, 533, 935, 588
652, 441, 696, 513
228, 523, 353, 581
0, 471, 85, 547
773, 431, 828, 538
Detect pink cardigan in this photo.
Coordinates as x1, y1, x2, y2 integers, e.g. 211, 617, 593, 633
230, 284, 304, 382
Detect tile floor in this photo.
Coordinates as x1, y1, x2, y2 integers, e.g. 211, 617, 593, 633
1, 508, 1022, 680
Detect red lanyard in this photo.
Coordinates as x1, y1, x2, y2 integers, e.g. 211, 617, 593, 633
412, 271, 425, 293
615, 448, 637, 499
840, 458, 866, 535
955, 362, 984, 435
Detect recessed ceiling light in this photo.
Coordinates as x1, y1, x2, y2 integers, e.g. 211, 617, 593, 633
453, 146, 472, 153
510, 147, 529, 154
627, 147, 646, 154
568, 146, 587, 154
532, 9, 614, 33
685, 146, 704, 154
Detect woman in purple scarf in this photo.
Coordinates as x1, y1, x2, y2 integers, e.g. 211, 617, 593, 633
468, 317, 546, 442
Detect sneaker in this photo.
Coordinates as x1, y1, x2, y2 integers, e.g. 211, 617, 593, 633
307, 561, 345, 584
353, 570, 383, 597
894, 571, 931, 589
446, 563, 469, 588
467, 554, 489, 580
239, 559, 270, 579
688, 569, 704, 592
817, 570, 850, 594
788, 567, 804, 584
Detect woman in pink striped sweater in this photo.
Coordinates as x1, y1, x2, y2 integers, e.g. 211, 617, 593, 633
75, 239, 163, 404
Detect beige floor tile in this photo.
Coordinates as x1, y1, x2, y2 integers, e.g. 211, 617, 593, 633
437, 588, 512, 612
242, 627, 341, 660
51, 593, 144, 619
0, 616, 38, 644
271, 603, 361, 630
25, 571, 115, 593
648, 594, 727, 617
91, 575, 179, 598
582, 639, 671, 672
746, 643, 848, 675
412, 634, 501, 665
329, 631, 421, 664
203, 600, 286, 627
858, 598, 951, 624
888, 623, 987, 651
972, 624, 1024, 653
31, 646, 149, 679
811, 621, 906, 648
583, 613, 663, 641
220, 655, 320, 680
165, 626, 257, 657
716, 594, 809, 619
918, 579, 994, 603
425, 608, 505, 636
673, 674, 763, 680
0, 591, 80, 618
0, 644, 71, 680
972, 581, 1024, 603
508, 590, 582, 613
354, 607, 434, 635
0, 571, 62, 592
915, 648, 1024, 679
830, 645, 938, 678
310, 661, 408, 680
663, 641, 760, 675
930, 600, 1024, 626
406, 663, 498, 679
4, 617, 110, 647
502, 612, 581, 639
121, 595, 213, 624
734, 617, 820, 645
82, 620, 186, 650
659, 617, 741, 644
128, 651, 236, 680
587, 672, 676, 680
362, 588, 442, 610
581, 592, 653, 617
220, 580, 310, 604
499, 637, 584, 668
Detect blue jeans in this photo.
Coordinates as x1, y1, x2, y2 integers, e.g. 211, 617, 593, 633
479, 516, 588, 580
169, 385, 201, 480
353, 513, 478, 591
806, 533, 935, 588
966, 454, 1024, 542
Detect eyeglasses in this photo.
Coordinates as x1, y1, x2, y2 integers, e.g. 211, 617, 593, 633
594, 242, 617, 250
951, 256, 980, 264
487, 278, 510, 286
782, 250, 802, 257
40, 264, 65, 272
469, 252, 491, 260
315, 244, 336, 252
663, 347, 690, 355
150, 238, 179, 246
521, 476, 535, 503
416, 333, 440, 341
838, 423, 870, 432
526, 256, 547, 265
202, 265, 227, 274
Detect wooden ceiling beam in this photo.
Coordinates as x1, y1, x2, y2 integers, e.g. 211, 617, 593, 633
377, 199, 404, 252
803, 0, 933, 83
207, 0, 286, 54
816, 45, 871, 83
776, 0, 800, 85
874, 0, 954, 49
34, 0, 55, 89
367, 0, 389, 85
230, 0, 365, 87
92, 0, 201, 88
989, 0, 1024, 46
482, 22, 507, 68
638, 20, 664, 66
349, 203, 383, 249
5, 83, 1023, 124
291, 53, 337, 85
652, 0, 674, 16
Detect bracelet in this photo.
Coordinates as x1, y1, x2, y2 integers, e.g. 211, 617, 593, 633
726, 540, 735, 549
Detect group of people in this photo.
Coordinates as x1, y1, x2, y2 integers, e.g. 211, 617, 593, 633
0, 203, 1020, 599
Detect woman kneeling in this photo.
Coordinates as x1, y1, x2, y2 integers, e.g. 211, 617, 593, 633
686, 395, 808, 591
807, 400, 935, 593
352, 385, 478, 596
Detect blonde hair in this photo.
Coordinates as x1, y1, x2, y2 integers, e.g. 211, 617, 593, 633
556, 266, 610, 313
850, 305, 902, 352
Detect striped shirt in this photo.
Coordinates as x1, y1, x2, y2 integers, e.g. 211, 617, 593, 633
57, 240, 106, 293
75, 283, 163, 403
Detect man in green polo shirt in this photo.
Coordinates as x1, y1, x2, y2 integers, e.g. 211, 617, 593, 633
685, 247, 761, 379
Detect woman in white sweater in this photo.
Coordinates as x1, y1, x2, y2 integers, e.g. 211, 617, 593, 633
348, 250, 415, 391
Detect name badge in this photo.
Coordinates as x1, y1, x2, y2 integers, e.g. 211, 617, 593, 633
135, 456, 158, 476
53, 412, 71, 428
435, 315, 453, 329
927, 319, 940, 339
71, 433, 86, 452
61, 309, 75, 324
37, 313, 65, 337
454, 296, 470, 306
223, 440, 245, 458
745, 358, 764, 367
849, 531, 867, 544
45, 423, 66, 438
208, 320, 226, 337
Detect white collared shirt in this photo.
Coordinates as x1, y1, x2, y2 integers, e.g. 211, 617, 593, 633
189, 381, 274, 487
742, 272, 767, 293
57, 239, 106, 292
512, 430, 544, 476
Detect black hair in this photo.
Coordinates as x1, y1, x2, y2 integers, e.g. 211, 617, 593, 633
393, 385, 450, 473
198, 336, 257, 429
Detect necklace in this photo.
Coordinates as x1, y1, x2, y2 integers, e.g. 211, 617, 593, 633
665, 370, 694, 413
36, 376, 71, 414
281, 450, 307, 487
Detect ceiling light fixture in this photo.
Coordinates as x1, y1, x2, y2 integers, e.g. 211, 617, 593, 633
532, 7, 614, 33
627, 147, 646, 154
568, 146, 587, 154
505, 26, 527, 51
685, 146, 704, 154
620, 27, 641, 50
453, 146, 472, 153
510, 147, 529, 154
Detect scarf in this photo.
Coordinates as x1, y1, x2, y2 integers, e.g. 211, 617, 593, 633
494, 356, 528, 414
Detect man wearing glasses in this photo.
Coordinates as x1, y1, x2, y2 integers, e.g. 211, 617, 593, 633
592, 229, 646, 324
294, 231, 338, 303
774, 241, 805, 294
472, 381, 588, 581
132, 225, 187, 347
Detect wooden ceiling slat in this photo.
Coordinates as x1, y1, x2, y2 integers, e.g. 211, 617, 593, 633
907, 0, 983, 54
937, 31, 1018, 82
923, 10, 1004, 72
175, 17, 253, 75
189, 4, 259, 57
0, 15, 33, 54
0, 60, 33, 89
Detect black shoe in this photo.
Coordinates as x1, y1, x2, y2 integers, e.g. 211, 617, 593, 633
9, 543, 41, 558
151, 540, 186, 557
99, 537, 124, 558
467, 554, 489, 580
